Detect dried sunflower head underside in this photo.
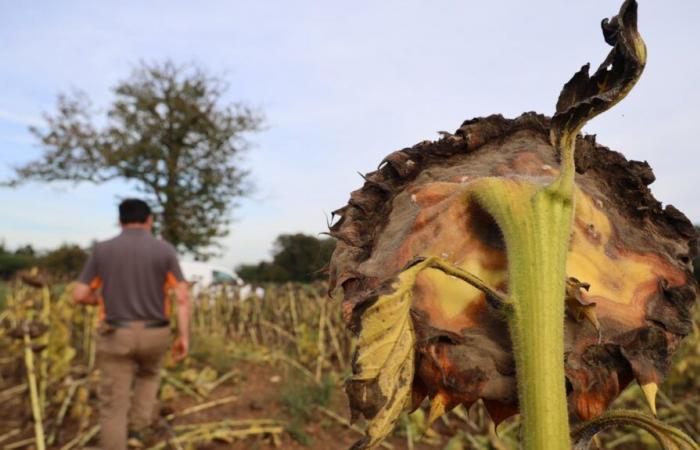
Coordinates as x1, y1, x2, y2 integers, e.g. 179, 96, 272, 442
329, 112, 697, 428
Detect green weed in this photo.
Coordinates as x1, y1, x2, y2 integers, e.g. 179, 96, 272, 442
279, 375, 336, 446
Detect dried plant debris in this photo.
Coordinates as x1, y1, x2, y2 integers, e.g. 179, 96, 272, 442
330, 19, 696, 441
19, 271, 48, 289
571, 409, 700, 450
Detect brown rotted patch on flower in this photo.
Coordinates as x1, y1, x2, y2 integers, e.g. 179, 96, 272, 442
645, 279, 696, 336
330, 113, 697, 425
409, 311, 516, 416
565, 343, 632, 421
618, 326, 672, 387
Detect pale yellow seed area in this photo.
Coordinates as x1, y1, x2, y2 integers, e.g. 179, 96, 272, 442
566, 190, 655, 305
416, 260, 506, 330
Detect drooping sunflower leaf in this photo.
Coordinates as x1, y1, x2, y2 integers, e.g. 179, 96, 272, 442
346, 263, 421, 450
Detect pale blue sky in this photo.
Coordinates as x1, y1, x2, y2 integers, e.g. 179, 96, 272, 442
1, 1, 699, 267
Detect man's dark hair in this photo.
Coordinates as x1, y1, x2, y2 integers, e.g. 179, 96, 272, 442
119, 198, 152, 224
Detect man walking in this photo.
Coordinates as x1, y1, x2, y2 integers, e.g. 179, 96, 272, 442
72, 199, 191, 450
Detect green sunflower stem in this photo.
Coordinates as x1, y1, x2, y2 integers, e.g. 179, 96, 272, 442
474, 177, 574, 450
470, 2, 647, 445
507, 192, 574, 450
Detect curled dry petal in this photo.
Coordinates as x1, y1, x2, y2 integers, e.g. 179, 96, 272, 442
551, 0, 647, 152
565, 277, 600, 334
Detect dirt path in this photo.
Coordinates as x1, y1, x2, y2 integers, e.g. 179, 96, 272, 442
159, 360, 432, 450
0, 359, 435, 449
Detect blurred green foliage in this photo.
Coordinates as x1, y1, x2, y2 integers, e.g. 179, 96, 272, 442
0, 281, 7, 309
280, 374, 336, 446
188, 333, 238, 374
0, 252, 34, 279
41, 244, 88, 280
0, 241, 87, 281
237, 234, 335, 283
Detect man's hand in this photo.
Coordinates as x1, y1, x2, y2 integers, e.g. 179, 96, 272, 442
72, 282, 99, 305
171, 335, 189, 362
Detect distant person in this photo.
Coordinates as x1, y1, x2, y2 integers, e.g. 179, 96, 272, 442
72, 199, 191, 450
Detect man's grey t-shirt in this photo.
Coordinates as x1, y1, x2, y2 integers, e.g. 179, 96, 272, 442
78, 228, 185, 322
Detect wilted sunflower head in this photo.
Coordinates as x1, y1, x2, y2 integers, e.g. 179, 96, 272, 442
329, 112, 697, 428
329, 1, 697, 448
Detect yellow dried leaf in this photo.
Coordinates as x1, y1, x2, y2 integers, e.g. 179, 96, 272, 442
347, 262, 421, 450
160, 384, 177, 402
198, 366, 219, 383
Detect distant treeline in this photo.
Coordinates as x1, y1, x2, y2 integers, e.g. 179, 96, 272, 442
1, 233, 336, 284
3, 228, 697, 286
0, 242, 88, 280
236, 233, 335, 284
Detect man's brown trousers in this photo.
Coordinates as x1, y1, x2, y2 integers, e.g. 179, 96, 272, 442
96, 322, 171, 450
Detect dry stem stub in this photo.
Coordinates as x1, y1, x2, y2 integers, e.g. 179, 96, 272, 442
329, 113, 697, 438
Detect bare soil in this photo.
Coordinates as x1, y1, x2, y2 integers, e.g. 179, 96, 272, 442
159, 360, 432, 450
0, 357, 433, 449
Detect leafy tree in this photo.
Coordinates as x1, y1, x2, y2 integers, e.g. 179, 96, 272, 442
6, 61, 263, 258
40, 244, 88, 280
0, 252, 34, 279
237, 234, 336, 283
14, 244, 36, 257
236, 261, 290, 284
0, 242, 38, 279
271, 234, 335, 282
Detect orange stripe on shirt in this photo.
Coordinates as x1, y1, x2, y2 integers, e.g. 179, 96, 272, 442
89, 276, 106, 321
163, 271, 179, 318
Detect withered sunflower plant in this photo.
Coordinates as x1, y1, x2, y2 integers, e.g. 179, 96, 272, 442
328, 1, 699, 449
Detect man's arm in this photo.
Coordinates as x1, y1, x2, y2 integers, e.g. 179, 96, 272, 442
171, 281, 191, 362
165, 247, 191, 362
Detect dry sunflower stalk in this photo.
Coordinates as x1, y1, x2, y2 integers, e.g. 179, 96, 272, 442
329, 1, 697, 449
